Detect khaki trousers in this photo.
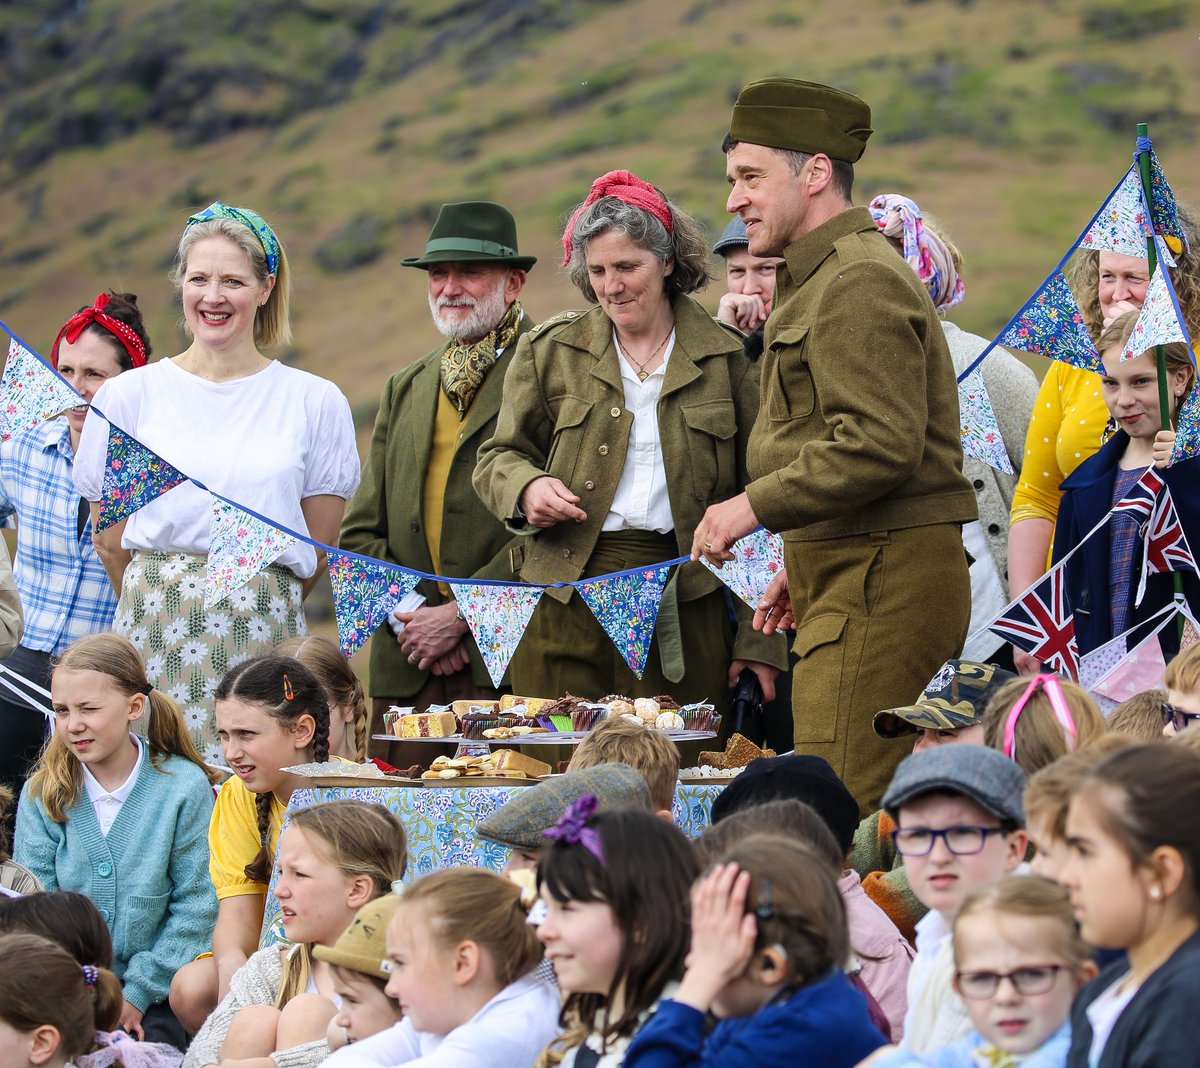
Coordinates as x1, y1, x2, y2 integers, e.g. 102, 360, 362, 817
786, 523, 970, 813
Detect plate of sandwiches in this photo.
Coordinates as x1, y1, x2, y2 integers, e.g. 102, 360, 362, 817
419, 748, 551, 787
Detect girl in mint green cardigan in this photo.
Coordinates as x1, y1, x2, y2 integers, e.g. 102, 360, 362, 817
15, 633, 220, 1042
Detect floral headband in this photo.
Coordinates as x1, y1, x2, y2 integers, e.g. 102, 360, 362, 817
868, 193, 965, 311
186, 200, 281, 277
1002, 674, 1078, 761
51, 292, 147, 370
543, 792, 606, 865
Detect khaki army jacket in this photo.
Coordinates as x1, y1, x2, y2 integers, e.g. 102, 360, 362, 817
474, 296, 785, 669
745, 207, 978, 541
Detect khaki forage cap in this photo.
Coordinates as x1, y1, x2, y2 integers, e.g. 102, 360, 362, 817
729, 78, 872, 163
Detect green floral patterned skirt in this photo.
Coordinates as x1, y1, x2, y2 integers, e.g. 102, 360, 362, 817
113, 550, 306, 762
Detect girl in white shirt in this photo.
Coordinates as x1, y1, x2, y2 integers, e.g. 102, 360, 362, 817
326, 866, 560, 1068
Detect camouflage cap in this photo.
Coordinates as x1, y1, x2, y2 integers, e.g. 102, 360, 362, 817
873, 660, 1016, 738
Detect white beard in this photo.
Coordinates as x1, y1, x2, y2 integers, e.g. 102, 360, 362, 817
428, 279, 510, 342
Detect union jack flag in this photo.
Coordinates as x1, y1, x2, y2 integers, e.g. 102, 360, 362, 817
988, 562, 1080, 679
1113, 468, 1198, 604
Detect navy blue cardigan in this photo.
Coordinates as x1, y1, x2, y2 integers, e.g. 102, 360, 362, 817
1052, 432, 1200, 656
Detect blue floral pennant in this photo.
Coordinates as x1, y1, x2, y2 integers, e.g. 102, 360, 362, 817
328, 550, 420, 658
997, 270, 1102, 373
1080, 167, 1175, 268
0, 337, 82, 441
95, 425, 188, 531
957, 367, 1013, 474
577, 564, 672, 678
699, 528, 785, 609
205, 497, 298, 608
1149, 151, 1186, 252
448, 582, 543, 688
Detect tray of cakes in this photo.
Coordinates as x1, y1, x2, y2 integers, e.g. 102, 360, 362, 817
373, 694, 720, 746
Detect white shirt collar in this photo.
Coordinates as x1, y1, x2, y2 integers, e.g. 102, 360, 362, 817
914, 905, 953, 954
82, 734, 143, 806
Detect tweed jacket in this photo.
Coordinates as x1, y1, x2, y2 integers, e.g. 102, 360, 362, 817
339, 314, 535, 698
473, 296, 785, 667
745, 207, 978, 541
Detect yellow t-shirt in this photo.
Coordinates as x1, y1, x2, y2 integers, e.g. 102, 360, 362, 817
208, 776, 287, 900
1009, 361, 1108, 528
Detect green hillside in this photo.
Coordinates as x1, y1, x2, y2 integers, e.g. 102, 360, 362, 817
2, 0, 1198, 403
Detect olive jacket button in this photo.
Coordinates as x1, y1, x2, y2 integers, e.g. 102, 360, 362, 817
610, 407, 621, 418
598, 445, 609, 455
584, 480, 595, 490
561, 548, 572, 558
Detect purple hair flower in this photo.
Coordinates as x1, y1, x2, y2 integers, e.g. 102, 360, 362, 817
543, 792, 606, 865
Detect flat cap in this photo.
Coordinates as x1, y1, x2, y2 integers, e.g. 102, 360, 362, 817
477, 762, 652, 850
882, 744, 1026, 825
712, 215, 749, 256
729, 78, 872, 163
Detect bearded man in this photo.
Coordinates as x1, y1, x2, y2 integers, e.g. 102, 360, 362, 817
340, 202, 537, 756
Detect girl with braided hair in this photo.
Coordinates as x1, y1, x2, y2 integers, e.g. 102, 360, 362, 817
169, 655, 333, 1035
14, 633, 218, 1045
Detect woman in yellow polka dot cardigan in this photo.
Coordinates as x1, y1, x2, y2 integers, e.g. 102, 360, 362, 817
1007, 211, 1200, 672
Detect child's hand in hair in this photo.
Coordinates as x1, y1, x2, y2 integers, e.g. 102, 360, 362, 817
674, 863, 757, 1014
1153, 429, 1177, 469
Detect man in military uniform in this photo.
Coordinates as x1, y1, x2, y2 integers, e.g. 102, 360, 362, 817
340, 202, 536, 758
692, 79, 978, 810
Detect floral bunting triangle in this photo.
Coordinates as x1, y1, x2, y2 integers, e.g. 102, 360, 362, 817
205, 498, 298, 608
1120, 260, 1190, 361
0, 337, 82, 441
997, 270, 1101, 373
957, 367, 1013, 474
1171, 386, 1200, 464
1148, 151, 1186, 252
1080, 167, 1175, 267
1078, 632, 1128, 691
577, 565, 672, 679
95, 425, 187, 531
328, 551, 420, 658
448, 582, 543, 688
699, 527, 785, 608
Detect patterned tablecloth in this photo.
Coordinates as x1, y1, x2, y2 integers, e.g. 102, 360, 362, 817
261, 780, 723, 945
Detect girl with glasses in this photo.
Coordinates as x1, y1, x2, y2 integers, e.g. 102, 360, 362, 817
861, 875, 1095, 1066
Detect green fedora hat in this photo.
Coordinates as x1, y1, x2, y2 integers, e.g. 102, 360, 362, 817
402, 201, 537, 270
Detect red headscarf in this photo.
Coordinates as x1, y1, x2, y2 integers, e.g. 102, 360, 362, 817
50, 293, 147, 370
561, 170, 674, 266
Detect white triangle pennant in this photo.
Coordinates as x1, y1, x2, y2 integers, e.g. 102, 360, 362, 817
1120, 261, 1189, 362
699, 528, 785, 609
957, 367, 1013, 474
1081, 167, 1176, 267
449, 582, 543, 688
205, 498, 298, 608
0, 338, 82, 440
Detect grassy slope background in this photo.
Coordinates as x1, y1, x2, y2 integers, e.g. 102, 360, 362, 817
0, 0, 1197, 659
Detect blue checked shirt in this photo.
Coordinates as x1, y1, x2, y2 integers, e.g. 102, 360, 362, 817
0, 420, 118, 653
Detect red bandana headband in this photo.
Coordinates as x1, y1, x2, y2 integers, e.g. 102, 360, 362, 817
561, 169, 673, 266
51, 293, 147, 370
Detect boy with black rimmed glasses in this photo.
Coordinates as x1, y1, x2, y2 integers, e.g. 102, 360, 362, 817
881, 745, 1028, 1053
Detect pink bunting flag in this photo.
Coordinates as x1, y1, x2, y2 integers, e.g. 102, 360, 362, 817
95, 425, 187, 531
1081, 167, 1175, 267
576, 565, 672, 679
328, 551, 420, 658
957, 367, 1013, 474
205, 498, 298, 608
0, 337, 82, 441
699, 528, 785, 608
997, 270, 1101, 373
448, 582, 543, 688
1078, 632, 1128, 691
1120, 262, 1189, 362
1090, 625, 1169, 706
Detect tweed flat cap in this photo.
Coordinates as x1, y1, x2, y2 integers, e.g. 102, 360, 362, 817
712, 215, 749, 256
882, 744, 1026, 825
313, 893, 401, 979
729, 78, 872, 163
477, 762, 652, 850
874, 660, 1016, 739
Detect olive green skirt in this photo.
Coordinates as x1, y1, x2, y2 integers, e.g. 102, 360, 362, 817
508, 530, 733, 703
